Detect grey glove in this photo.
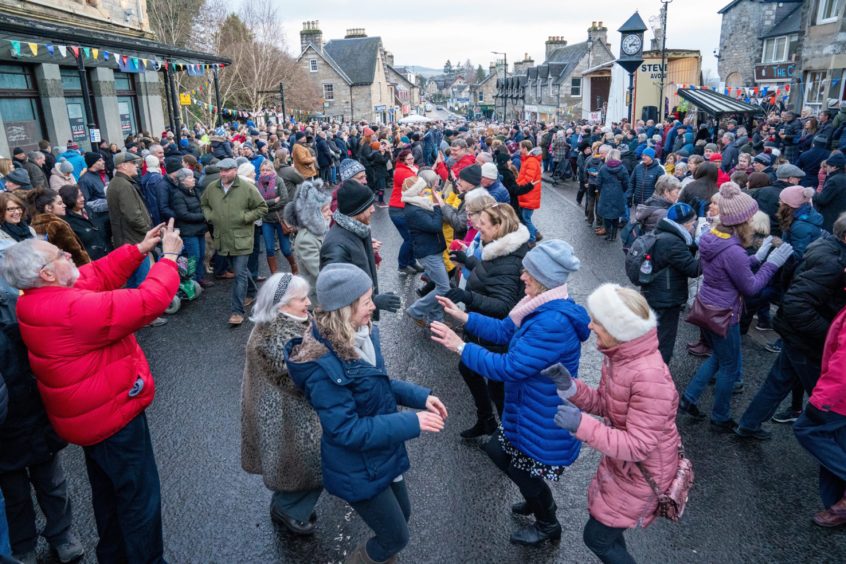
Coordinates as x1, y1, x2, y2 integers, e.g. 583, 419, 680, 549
765, 242, 794, 268
541, 363, 576, 401
373, 292, 401, 313
553, 400, 582, 433
754, 235, 774, 263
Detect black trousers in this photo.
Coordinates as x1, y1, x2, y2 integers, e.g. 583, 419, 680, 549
484, 434, 553, 517
654, 306, 682, 365
583, 517, 635, 564
0, 453, 73, 554
459, 359, 503, 421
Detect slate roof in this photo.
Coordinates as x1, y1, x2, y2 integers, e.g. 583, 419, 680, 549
547, 42, 590, 69
323, 37, 383, 85
760, 3, 801, 39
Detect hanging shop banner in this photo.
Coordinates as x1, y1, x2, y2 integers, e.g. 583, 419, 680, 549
118, 102, 133, 134
67, 102, 87, 141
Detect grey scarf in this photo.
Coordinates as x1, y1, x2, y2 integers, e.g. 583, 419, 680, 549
353, 326, 376, 366
333, 210, 370, 239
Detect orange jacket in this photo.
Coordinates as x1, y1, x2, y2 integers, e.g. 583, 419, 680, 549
517, 149, 543, 209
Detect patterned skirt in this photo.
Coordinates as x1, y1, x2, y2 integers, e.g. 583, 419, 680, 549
498, 427, 566, 481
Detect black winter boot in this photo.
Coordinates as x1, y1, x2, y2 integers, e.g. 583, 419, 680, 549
511, 500, 532, 516
509, 491, 561, 546
460, 416, 497, 439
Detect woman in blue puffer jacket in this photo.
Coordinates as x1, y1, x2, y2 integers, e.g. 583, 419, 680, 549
431, 239, 590, 547
286, 263, 447, 564
777, 185, 824, 259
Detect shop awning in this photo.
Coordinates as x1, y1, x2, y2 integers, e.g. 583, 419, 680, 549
0, 12, 230, 70
677, 87, 764, 117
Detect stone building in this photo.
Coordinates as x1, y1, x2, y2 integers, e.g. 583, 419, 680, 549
0, 1, 225, 155
796, 0, 846, 110
470, 62, 504, 118
494, 22, 615, 122
717, 0, 803, 88
297, 22, 418, 123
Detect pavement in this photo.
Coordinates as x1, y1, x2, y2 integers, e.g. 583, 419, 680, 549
27, 175, 844, 563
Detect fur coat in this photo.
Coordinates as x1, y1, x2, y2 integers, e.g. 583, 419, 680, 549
241, 313, 322, 492
284, 179, 332, 304
30, 213, 90, 266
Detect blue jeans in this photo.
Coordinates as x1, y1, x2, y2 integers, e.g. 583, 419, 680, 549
230, 254, 255, 315
181, 236, 205, 282
271, 488, 322, 523
406, 253, 450, 323
738, 341, 819, 432
126, 253, 151, 289
350, 479, 411, 562
521, 208, 538, 242
583, 517, 635, 564
248, 226, 262, 280
261, 222, 292, 258
0, 490, 11, 559
683, 323, 742, 423
795, 404, 846, 508
388, 208, 414, 270
82, 412, 165, 564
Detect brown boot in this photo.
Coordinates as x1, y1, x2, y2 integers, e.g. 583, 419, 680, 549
285, 254, 299, 275
344, 543, 396, 564
266, 255, 278, 274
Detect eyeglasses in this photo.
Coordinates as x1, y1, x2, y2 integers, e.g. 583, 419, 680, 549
5, 206, 23, 213
39, 249, 71, 272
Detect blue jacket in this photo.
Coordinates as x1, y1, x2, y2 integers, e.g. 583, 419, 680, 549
316, 137, 334, 169
460, 298, 590, 466
286, 324, 430, 503
155, 174, 177, 222
486, 179, 511, 204
627, 161, 664, 206
249, 154, 265, 178
58, 150, 86, 181
597, 161, 629, 220
140, 172, 163, 225
404, 203, 446, 259
783, 204, 824, 259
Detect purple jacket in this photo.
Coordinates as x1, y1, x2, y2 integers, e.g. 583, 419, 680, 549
697, 231, 778, 323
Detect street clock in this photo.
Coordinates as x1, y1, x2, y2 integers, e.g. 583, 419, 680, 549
616, 12, 647, 74
622, 34, 642, 56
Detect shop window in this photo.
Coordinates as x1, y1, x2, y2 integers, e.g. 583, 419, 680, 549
0, 64, 45, 151
817, 0, 843, 24
805, 71, 827, 105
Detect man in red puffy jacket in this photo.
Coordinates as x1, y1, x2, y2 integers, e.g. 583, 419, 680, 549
1, 220, 182, 564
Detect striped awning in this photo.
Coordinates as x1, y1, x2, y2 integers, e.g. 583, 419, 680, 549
678, 88, 764, 116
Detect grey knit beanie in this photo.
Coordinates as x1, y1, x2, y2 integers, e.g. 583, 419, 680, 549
316, 263, 373, 311
522, 239, 581, 289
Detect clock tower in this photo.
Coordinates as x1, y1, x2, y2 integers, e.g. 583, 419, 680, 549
616, 12, 647, 122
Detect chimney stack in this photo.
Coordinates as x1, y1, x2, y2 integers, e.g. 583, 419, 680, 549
300, 20, 323, 53
544, 36, 568, 59
588, 21, 608, 45
345, 28, 367, 38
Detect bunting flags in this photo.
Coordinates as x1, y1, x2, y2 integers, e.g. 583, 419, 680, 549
4, 38, 226, 74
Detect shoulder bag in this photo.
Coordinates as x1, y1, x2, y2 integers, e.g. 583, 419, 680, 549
636, 446, 694, 523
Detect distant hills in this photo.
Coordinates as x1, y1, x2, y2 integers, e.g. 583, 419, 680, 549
397, 65, 443, 78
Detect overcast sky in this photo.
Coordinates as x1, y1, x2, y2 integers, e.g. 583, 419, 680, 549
273, 0, 722, 77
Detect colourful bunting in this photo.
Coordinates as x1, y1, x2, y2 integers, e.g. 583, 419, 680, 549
92, 48, 99, 59
27, 42, 38, 56
70, 46, 79, 58
58, 45, 67, 57
9, 40, 20, 57
82, 47, 90, 59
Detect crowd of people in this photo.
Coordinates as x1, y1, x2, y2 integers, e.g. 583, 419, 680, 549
0, 102, 844, 564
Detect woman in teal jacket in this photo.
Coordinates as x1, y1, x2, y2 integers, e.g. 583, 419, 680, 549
431, 240, 590, 547
286, 263, 447, 563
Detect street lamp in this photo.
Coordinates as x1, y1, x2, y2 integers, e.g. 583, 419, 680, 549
616, 12, 647, 123
492, 51, 508, 121
658, 0, 673, 122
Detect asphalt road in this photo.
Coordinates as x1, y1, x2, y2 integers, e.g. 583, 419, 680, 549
27, 176, 844, 563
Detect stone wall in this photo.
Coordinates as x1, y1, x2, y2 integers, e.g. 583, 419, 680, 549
300, 46, 354, 121
717, 0, 779, 86
8, 0, 151, 35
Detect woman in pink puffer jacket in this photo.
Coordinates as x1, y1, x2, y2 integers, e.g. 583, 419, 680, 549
548, 283, 683, 563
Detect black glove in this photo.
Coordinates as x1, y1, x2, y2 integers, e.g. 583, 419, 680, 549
449, 250, 468, 264
373, 292, 401, 313
445, 288, 473, 306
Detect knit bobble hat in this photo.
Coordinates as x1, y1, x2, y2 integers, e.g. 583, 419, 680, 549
480, 162, 498, 180
827, 153, 846, 168
316, 263, 373, 312
753, 153, 772, 166
522, 239, 581, 289
165, 156, 184, 174
339, 158, 366, 182
337, 179, 375, 216
779, 185, 815, 209
459, 164, 482, 186
666, 202, 697, 225
641, 147, 656, 159
587, 284, 657, 343
84, 151, 102, 168
717, 182, 759, 226
58, 159, 74, 174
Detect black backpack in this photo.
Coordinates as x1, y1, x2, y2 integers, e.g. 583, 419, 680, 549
625, 230, 664, 285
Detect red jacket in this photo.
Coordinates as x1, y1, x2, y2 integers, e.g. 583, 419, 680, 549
450, 154, 476, 180
389, 162, 418, 209
16, 245, 179, 446
517, 149, 543, 210
570, 330, 682, 528
810, 305, 846, 416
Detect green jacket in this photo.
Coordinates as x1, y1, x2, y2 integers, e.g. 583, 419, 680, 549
201, 175, 268, 256
107, 172, 151, 247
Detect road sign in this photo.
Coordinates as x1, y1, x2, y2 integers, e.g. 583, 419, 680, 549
179, 93, 192, 106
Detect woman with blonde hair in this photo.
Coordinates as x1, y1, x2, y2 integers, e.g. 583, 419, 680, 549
680, 183, 795, 431
552, 284, 684, 563
241, 273, 322, 535
286, 263, 447, 563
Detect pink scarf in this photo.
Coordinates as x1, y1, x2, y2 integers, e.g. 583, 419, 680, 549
508, 284, 570, 327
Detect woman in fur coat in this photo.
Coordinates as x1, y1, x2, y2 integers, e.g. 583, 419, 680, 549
241, 272, 323, 535
26, 187, 90, 266
283, 179, 333, 306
